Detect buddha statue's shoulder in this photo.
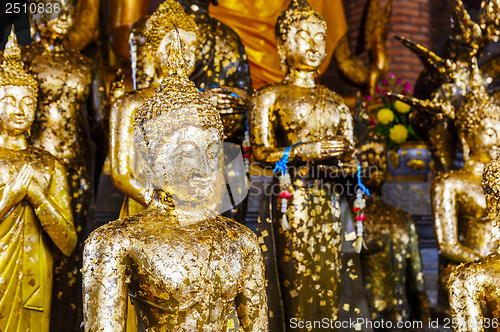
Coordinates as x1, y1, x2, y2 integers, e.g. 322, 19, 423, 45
111, 88, 155, 114
432, 169, 478, 191
253, 82, 286, 100
317, 84, 350, 108
85, 217, 135, 254
215, 216, 260, 254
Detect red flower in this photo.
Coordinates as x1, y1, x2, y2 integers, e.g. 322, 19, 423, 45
356, 214, 366, 221
352, 207, 361, 213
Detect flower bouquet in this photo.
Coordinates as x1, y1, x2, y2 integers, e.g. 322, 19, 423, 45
365, 73, 420, 150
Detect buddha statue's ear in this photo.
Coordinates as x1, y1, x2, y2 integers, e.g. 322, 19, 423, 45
277, 41, 287, 72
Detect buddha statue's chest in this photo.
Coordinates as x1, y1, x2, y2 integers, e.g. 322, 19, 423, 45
0, 149, 52, 188
275, 90, 344, 139
129, 231, 243, 310
29, 53, 93, 104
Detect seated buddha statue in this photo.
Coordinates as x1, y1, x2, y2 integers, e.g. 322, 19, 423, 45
447, 157, 500, 332
82, 33, 269, 331
110, 0, 199, 217
355, 126, 430, 325
250, 0, 355, 329
0, 28, 77, 332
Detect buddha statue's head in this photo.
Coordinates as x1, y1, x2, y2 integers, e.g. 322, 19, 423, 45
455, 63, 500, 163
144, 0, 199, 77
0, 28, 38, 137
355, 129, 387, 192
275, 0, 327, 72
28, 0, 77, 40
134, 32, 225, 213
483, 157, 500, 229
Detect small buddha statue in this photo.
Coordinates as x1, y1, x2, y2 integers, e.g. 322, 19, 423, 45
448, 156, 500, 332
17, 1, 109, 330
18, 1, 109, 329
250, 0, 355, 329
82, 33, 269, 331
110, 0, 199, 218
355, 127, 430, 325
0, 28, 77, 332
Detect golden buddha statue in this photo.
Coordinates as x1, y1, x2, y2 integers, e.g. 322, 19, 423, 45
447, 156, 500, 332
129, 0, 251, 143
250, 0, 355, 329
15, 1, 109, 329
82, 33, 269, 331
110, 0, 198, 217
394, 58, 500, 314
355, 126, 430, 325
0, 28, 77, 332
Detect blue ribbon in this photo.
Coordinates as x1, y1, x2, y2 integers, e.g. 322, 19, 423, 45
273, 143, 303, 175
198, 86, 242, 99
355, 159, 371, 196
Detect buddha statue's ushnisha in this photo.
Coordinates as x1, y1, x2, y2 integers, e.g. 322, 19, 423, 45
110, 0, 198, 218
14, 1, 109, 329
82, 32, 269, 332
0, 28, 77, 332
448, 156, 500, 332
355, 127, 430, 325
250, 0, 355, 330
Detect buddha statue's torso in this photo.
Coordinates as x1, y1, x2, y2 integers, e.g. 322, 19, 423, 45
22, 43, 95, 166
87, 210, 263, 331
451, 170, 491, 256
270, 83, 350, 147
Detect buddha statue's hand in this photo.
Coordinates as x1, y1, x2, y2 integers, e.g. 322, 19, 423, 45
295, 138, 353, 161
0, 164, 33, 215
201, 87, 249, 114
26, 178, 47, 209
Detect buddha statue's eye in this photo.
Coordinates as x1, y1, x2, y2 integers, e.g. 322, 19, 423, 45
0, 96, 16, 107
486, 127, 497, 138
21, 97, 36, 108
296, 30, 310, 41
314, 33, 325, 43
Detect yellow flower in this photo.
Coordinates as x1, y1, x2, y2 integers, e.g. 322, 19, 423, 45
376, 108, 395, 125
390, 124, 409, 144
394, 100, 411, 114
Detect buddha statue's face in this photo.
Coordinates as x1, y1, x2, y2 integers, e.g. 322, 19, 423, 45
0, 86, 36, 136
356, 141, 387, 190
279, 16, 326, 72
465, 118, 500, 161
152, 29, 198, 77
29, 0, 76, 39
147, 122, 224, 208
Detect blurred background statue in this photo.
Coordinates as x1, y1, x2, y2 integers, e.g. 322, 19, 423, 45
0, 28, 77, 332
354, 118, 430, 326
448, 156, 500, 332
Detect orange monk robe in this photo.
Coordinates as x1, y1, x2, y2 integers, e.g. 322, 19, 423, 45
210, 0, 348, 89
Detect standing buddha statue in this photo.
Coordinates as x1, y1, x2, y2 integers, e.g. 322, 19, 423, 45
355, 126, 430, 325
250, 0, 355, 330
448, 156, 500, 332
21, 1, 109, 330
82, 32, 269, 331
0, 28, 77, 332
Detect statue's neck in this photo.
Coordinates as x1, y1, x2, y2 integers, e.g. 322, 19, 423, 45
33, 31, 65, 53
178, 0, 209, 16
284, 69, 316, 88
0, 132, 28, 150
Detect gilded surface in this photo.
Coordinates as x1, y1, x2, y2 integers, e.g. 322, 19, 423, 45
250, 1, 355, 330
0, 29, 77, 331
15, 1, 109, 329
448, 157, 500, 332
110, 0, 198, 214
355, 129, 429, 325
83, 35, 268, 331
333, 0, 392, 95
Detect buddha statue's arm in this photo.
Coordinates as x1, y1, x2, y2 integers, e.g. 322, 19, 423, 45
250, 88, 321, 166
110, 96, 147, 206
27, 160, 77, 257
432, 175, 482, 263
83, 227, 129, 332
235, 234, 269, 332
406, 218, 430, 321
